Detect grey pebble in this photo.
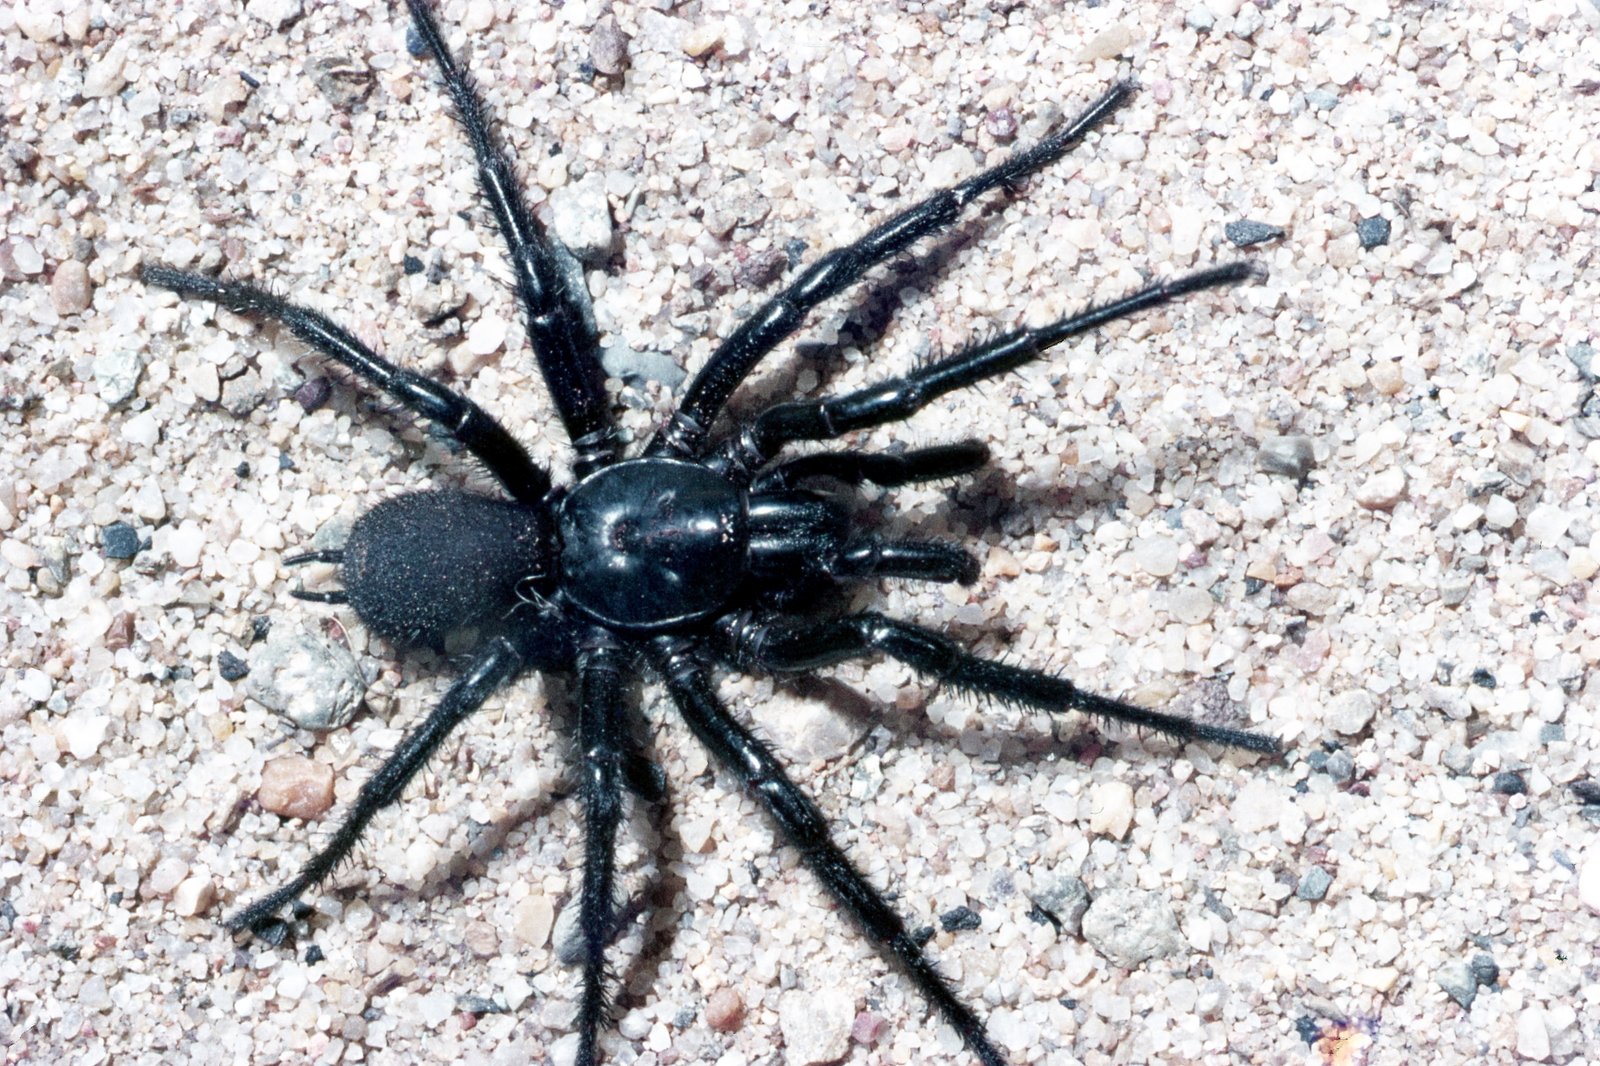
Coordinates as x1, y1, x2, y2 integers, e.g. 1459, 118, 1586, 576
548, 174, 615, 265
589, 17, 630, 76
93, 349, 144, 406
1356, 216, 1391, 249
1258, 434, 1316, 479
1030, 874, 1089, 936
1296, 865, 1333, 902
1305, 89, 1340, 111
101, 521, 141, 560
245, 619, 366, 730
1080, 887, 1184, 966
600, 342, 687, 388
1225, 220, 1285, 247
1491, 771, 1527, 795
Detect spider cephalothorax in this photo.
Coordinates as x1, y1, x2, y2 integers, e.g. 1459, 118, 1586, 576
142, 2, 1277, 1063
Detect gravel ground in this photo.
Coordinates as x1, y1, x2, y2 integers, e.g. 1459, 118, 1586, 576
3, 1, 1599, 1064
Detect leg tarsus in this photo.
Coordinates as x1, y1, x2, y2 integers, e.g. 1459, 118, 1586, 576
752, 440, 989, 491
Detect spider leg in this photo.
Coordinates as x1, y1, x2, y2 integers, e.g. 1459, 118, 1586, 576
140, 266, 552, 505
752, 440, 989, 492
733, 262, 1261, 467
653, 83, 1139, 458
225, 637, 525, 935
650, 639, 1009, 1066
830, 538, 979, 585
723, 612, 1281, 754
404, 0, 618, 475
574, 645, 634, 1066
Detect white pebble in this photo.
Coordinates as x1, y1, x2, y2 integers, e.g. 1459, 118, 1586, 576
1355, 467, 1407, 510
172, 874, 216, 917
61, 714, 109, 759
1483, 495, 1517, 529
20, 668, 54, 702
1133, 535, 1178, 577
123, 410, 160, 447
778, 987, 853, 1065
1169, 586, 1213, 624
1516, 1007, 1550, 1061
1087, 780, 1135, 839
1578, 855, 1600, 914
1524, 504, 1570, 546
169, 521, 205, 568
514, 893, 555, 947
1229, 778, 1282, 834
1325, 691, 1377, 735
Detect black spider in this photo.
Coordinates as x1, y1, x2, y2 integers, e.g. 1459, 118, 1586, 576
141, 3, 1278, 1064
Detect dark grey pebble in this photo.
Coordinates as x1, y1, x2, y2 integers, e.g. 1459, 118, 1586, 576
1296, 865, 1333, 901
101, 521, 142, 560
1356, 216, 1391, 248
1225, 219, 1285, 247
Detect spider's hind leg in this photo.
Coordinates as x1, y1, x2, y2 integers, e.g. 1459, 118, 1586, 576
723, 611, 1281, 754
650, 639, 1011, 1066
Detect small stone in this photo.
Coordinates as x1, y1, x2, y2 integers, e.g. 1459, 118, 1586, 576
1577, 856, 1600, 914
778, 986, 853, 1065
513, 893, 555, 947
1087, 780, 1135, 839
1325, 690, 1377, 735
92, 349, 144, 405
83, 41, 130, 98
600, 342, 687, 388
1224, 220, 1285, 247
50, 261, 93, 314
1355, 467, 1407, 510
1258, 435, 1316, 479
748, 689, 870, 763
589, 18, 630, 75
257, 754, 336, 820
1356, 216, 1391, 248
1469, 953, 1500, 988
680, 20, 723, 58
1516, 1007, 1551, 1061
303, 56, 373, 109
61, 714, 110, 759
245, 620, 366, 729
1230, 778, 1282, 834
217, 650, 249, 682
1081, 888, 1184, 966
172, 874, 216, 917
1029, 874, 1089, 936
1297, 865, 1333, 901
101, 521, 141, 560
1132, 535, 1179, 578
1524, 504, 1571, 547
169, 520, 205, 568
1305, 88, 1339, 110
705, 987, 745, 1032
547, 173, 614, 264
1321, 751, 1355, 782
1077, 23, 1136, 61
939, 905, 982, 932
19, 668, 53, 703
1492, 771, 1527, 795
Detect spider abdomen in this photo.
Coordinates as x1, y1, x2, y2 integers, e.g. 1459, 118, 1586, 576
342, 490, 553, 647
557, 457, 749, 632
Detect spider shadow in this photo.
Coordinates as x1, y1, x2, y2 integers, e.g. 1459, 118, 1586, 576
392, 670, 690, 1016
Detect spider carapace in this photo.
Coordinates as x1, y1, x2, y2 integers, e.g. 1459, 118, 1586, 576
141, 2, 1279, 1063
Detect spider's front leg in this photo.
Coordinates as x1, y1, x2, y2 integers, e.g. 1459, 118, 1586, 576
650, 638, 1011, 1066
653, 82, 1140, 458
404, 0, 617, 473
